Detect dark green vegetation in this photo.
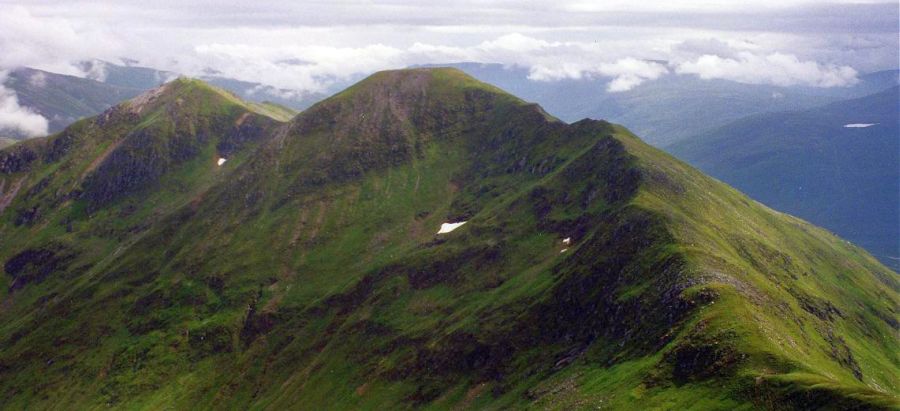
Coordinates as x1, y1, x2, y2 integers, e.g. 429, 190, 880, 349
0, 69, 897, 410
669, 87, 900, 271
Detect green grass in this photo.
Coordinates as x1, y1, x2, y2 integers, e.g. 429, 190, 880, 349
0, 68, 896, 410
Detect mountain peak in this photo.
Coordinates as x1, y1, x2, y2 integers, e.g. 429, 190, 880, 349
121, 77, 233, 115
293, 66, 551, 138
312, 67, 521, 111
110, 77, 294, 122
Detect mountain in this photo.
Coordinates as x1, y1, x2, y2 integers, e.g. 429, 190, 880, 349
81, 59, 326, 111
78, 59, 179, 90
423, 63, 899, 146
3, 66, 300, 140
201, 75, 326, 113
669, 87, 900, 271
2, 67, 146, 137
1, 63, 303, 144
0, 69, 897, 409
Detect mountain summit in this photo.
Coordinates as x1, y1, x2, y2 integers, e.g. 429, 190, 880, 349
0, 69, 897, 409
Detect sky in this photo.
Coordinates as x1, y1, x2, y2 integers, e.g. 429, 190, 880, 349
0, 0, 898, 135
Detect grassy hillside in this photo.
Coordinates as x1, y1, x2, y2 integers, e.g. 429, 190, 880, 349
669, 87, 899, 271
0, 70, 896, 410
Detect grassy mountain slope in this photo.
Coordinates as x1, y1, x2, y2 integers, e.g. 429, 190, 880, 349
0, 77, 284, 294
669, 87, 899, 270
0, 69, 896, 410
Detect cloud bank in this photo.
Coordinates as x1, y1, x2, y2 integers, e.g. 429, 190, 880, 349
0, 1, 895, 99
676, 52, 859, 87
0, 72, 49, 137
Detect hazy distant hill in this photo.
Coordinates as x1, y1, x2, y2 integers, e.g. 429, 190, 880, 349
80, 60, 326, 111
3, 67, 145, 136
2, 62, 311, 140
426, 63, 899, 146
670, 87, 900, 270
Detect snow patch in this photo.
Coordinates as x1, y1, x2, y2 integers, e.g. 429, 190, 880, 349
843, 123, 877, 128
217, 158, 227, 166
437, 221, 466, 234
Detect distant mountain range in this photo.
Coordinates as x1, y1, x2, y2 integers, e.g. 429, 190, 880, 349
78, 60, 328, 112
669, 87, 900, 270
3, 67, 146, 137
6, 60, 897, 147
424, 63, 899, 146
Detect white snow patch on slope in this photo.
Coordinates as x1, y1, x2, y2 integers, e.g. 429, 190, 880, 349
437, 221, 466, 234
217, 158, 227, 166
843, 123, 877, 128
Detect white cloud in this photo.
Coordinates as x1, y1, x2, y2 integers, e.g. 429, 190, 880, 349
675, 51, 859, 87
0, 5, 122, 76
527, 64, 592, 81
28, 71, 47, 88
0, 71, 49, 137
526, 58, 669, 92
192, 42, 406, 93
82, 60, 109, 82
597, 58, 669, 91
0, 2, 892, 96
412, 33, 670, 91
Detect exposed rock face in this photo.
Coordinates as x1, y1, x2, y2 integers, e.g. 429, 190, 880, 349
5, 243, 77, 291
0, 143, 40, 174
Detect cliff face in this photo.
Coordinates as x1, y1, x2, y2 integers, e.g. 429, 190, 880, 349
0, 69, 896, 410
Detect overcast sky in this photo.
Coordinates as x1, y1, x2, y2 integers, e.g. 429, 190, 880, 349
0, 0, 897, 96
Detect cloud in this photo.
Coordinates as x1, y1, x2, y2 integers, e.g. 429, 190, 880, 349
0, 71, 49, 137
0, 2, 893, 96
675, 51, 859, 87
192, 42, 406, 93
28, 71, 47, 88
411, 33, 670, 90
0, 5, 122, 76
81, 60, 109, 82
597, 58, 669, 91
525, 57, 669, 92
672, 38, 749, 59
527, 64, 592, 81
